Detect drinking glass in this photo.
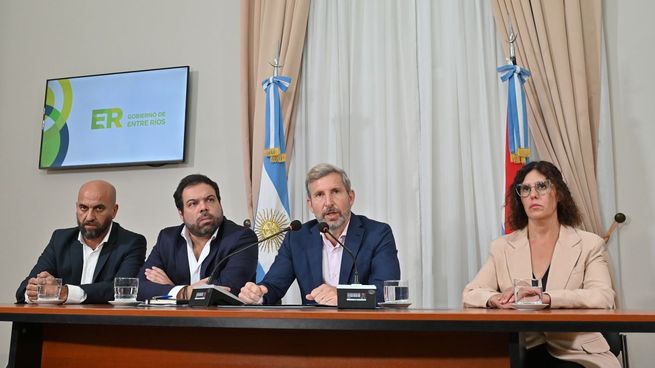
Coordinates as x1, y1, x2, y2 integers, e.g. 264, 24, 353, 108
37, 278, 63, 301
114, 277, 139, 301
513, 278, 543, 305
383, 280, 409, 303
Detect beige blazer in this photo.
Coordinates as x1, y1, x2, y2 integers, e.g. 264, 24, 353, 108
462, 225, 620, 368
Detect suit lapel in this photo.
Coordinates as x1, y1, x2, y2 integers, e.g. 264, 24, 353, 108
202, 223, 225, 277
505, 228, 533, 280
69, 239, 83, 285
306, 223, 324, 286
176, 232, 192, 283
546, 226, 582, 291
92, 223, 118, 281
340, 216, 363, 284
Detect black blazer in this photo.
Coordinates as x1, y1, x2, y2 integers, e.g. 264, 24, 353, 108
16, 222, 147, 304
137, 218, 258, 300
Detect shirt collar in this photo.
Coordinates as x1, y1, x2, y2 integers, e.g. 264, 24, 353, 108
320, 219, 350, 247
180, 225, 220, 246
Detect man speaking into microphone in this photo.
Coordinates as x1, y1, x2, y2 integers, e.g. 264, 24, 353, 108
239, 163, 400, 306
137, 174, 257, 301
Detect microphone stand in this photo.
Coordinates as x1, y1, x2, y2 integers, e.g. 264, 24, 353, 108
189, 220, 301, 307
318, 222, 376, 309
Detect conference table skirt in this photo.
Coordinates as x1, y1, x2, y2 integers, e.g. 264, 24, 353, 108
2, 304, 655, 368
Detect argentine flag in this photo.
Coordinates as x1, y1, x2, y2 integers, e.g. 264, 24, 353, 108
254, 75, 300, 303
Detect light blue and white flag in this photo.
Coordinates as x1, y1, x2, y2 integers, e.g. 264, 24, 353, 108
497, 63, 531, 165
254, 75, 293, 286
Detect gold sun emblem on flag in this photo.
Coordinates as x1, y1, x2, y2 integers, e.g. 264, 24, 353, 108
254, 209, 290, 253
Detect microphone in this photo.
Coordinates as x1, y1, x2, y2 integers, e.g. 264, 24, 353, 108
207, 219, 302, 284
318, 222, 359, 284
318, 221, 377, 309
243, 219, 252, 229
188, 219, 302, 307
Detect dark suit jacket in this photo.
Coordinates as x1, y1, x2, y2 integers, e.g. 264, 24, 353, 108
137, 218, 258, 300
16, 222, 147, 304
261, 214, 401, 305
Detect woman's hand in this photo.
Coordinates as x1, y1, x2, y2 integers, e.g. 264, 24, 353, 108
486, 288, 515, 309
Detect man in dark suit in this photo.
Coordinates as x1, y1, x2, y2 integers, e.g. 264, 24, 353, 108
239, 163, 401, 305
16, 180, 147, 304
137, 174, 257, 301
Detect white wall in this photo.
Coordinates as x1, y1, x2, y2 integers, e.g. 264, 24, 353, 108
0, 0, 245, 364
604, 0, 655, 365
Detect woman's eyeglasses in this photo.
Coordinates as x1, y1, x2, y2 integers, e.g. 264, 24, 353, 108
515, 180, 552, 198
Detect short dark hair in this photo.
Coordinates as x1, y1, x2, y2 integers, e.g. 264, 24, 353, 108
506, 161, 582, 230
174, 174, 221, 211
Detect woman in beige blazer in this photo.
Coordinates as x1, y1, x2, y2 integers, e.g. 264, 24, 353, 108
462, 161, 620, 368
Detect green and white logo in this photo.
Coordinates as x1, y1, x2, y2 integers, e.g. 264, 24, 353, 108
41, 80, 73, 168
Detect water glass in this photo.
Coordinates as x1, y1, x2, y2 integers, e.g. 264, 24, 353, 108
513, 278, 543, 304
37, 278, 63, 301
383, 280, 410, 303
114, 277, 139, 301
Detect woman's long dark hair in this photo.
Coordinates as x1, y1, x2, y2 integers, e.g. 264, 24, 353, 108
506, 161, 582, 230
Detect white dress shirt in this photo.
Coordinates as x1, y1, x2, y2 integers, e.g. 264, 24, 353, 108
26, 223, 112, 304
168, 226, 219, 297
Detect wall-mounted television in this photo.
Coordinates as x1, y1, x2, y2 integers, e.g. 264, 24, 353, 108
39, 66, 189, 169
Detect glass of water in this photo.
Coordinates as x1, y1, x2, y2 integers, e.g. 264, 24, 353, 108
114, 277, 139, 301
513, 278, 543, 305
383, 280, 409, 303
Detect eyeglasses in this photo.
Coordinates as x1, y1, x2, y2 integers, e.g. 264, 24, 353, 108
515, 180, 552, 198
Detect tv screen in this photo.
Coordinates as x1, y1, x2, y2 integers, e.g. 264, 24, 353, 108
39, 66, 189, 169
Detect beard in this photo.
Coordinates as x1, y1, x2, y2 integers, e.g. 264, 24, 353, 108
186, 213, 221, 238
318, 207, 349, 231
78, 218, 112, 240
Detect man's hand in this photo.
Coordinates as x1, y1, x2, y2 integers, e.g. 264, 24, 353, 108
144, 266, 174, 285
26, 271, 63, 302
59, 285, 69, 302
306, 284, 337, 306
238, 282, 268, 304
486, 287, 515, 309
177, 277, 219, 300
26, 277, 41, 302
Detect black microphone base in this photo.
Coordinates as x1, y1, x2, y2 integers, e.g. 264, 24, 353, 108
188, 285, 245, 307
336, 284, 377, 309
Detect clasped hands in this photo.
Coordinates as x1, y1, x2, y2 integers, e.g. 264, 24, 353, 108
487, 287, 550, 309
26, 271, 68, 303
239, 282, 337, 306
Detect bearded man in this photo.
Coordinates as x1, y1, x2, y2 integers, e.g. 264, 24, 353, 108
239, 163, 400, 306
137, 174, 257, 301
16, 180, 146, 304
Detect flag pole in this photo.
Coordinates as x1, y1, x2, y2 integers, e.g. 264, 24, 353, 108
507, 16, 517, 66
270, 40, 283, 77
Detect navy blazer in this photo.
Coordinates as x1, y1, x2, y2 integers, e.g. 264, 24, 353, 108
137, 218, 257, 300
16, 222, 147, 304
261, 214, 401, 305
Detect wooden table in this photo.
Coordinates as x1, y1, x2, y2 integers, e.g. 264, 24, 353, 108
2, 304, 655, 368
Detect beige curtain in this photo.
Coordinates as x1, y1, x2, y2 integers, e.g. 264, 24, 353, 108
240, 0, 310, 218
491, 0, 603, 234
